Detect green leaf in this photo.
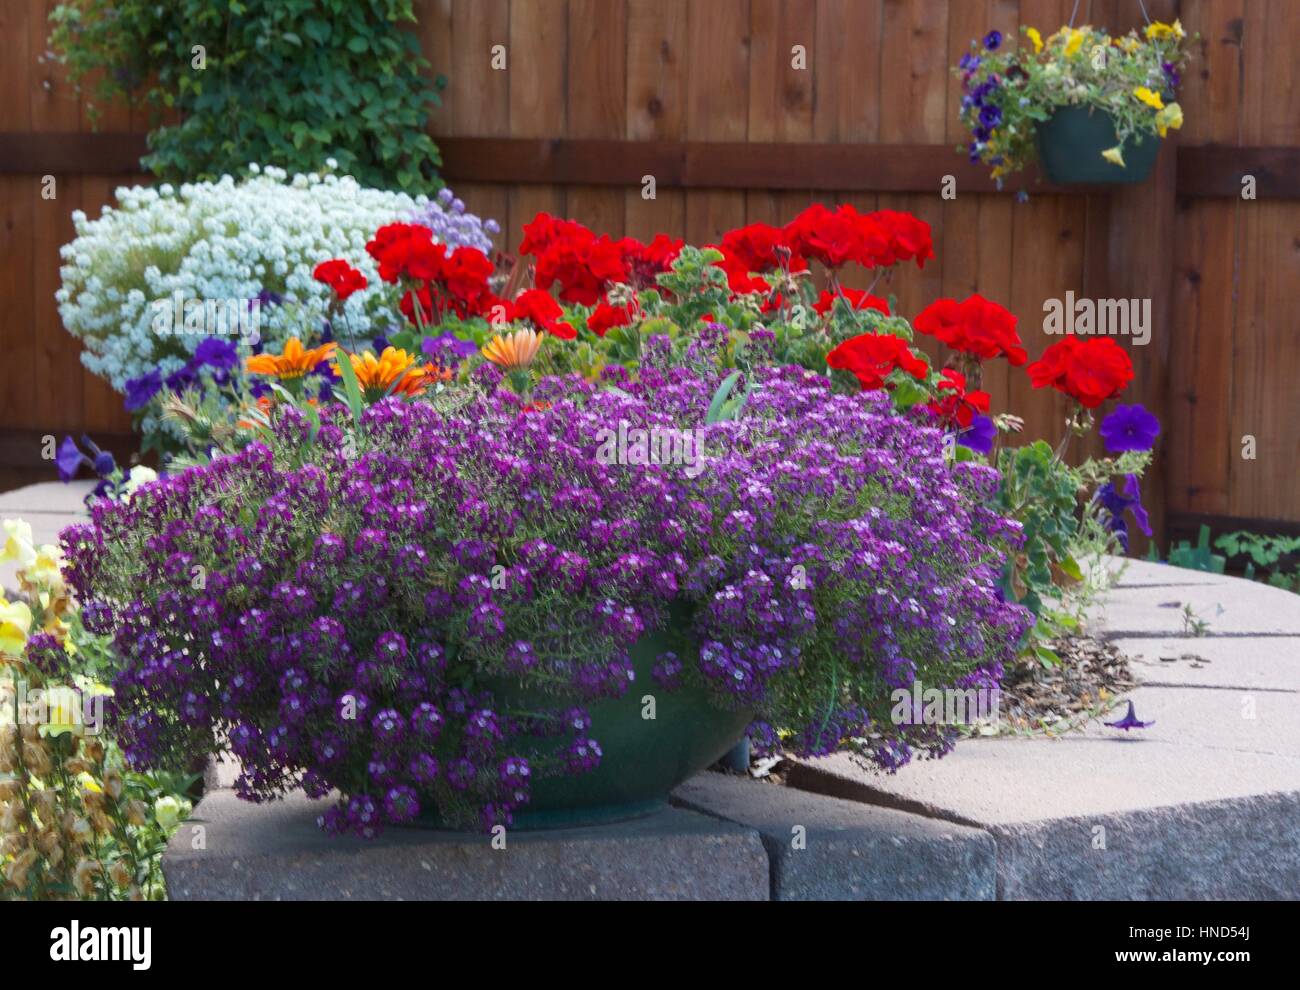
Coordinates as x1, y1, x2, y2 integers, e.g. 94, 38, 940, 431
705, 371, 742, 425
334, 351, 365, 423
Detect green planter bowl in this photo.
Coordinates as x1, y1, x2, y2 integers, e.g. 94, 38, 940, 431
425, 621, 753, 831
1034, 106, 1161, 185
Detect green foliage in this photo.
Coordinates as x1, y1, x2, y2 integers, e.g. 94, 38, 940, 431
49, 0, 445, 192
1153, 524, 1227, 574
996, 440, 1081, 617
1215, 531, 1300, 594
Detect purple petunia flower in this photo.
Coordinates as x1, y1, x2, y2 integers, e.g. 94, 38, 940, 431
194, 337, 239, 372
56, 435, 84, 482
1095, 474, 1152, 549
958, 414, 997, 455
1100, 403, 1161, 453
1104, 700, 1154, 731
979, 105, 1003, 128
1161, 61, 1180, 89
123, 368, 163, 412
984, 30, 1003, 51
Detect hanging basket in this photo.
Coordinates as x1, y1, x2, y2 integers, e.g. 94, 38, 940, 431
1035, 105, 1161, 185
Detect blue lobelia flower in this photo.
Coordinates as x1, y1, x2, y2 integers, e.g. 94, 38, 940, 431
1100, 403, 1161, 453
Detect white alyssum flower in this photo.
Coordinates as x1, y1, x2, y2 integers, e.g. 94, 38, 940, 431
56, 165, 491, 397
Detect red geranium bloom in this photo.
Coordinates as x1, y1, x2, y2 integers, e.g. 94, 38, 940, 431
619, 234, 683, 287
719, 223, 808, 275
1027, 335, 1134, 408
826, 333, 929, 391
534, 234, 628, 306
929, 369, 991, 428
914, 294, 1027, 366
440, 246, 494, 316
812, 288, 891, 317
519, 213, 593, 257
366, 223, 442, 282
312, 259, 369, 301
706, 245, 770, 295
870, 210, 935, 269
587, 301, 634, 337
510, 288, 577, 339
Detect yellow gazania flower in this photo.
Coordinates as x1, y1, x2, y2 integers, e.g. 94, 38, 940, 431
1134, 86, 1165, 110
0, 598, 32, 658
1102, 145, 1127, 167
335, 347, 430, 400
246, 338, 338, 380
1026, 27, 1044, 53
1063, 27, 1088, 57
482, 329, 543, 371
1155, 102, 1184, 137
0, 519, 37, 570
1146, 19, 1185, 41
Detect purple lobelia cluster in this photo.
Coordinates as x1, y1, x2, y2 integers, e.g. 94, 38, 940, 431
62, 362, 1031, 836
407, 187, 500, 256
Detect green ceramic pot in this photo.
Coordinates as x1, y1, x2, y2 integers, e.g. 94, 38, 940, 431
1034, 106, 1161, 185
426, 619, 753, 831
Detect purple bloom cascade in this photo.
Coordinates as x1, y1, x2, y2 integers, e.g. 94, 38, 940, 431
64, 364, 1031, 836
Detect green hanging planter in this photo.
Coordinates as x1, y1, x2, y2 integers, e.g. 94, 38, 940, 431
422, 618, 753, 831
1035, 105, 1161, 185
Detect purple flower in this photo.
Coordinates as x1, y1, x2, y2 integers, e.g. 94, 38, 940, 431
957, 414, 997, 455
123, 369, 163, 412
1100, 404, 1161, 453
984, 30, 1003, 50
1095, 474, 1152, 549
194, 337, 239, 372
959, 53, 982, 71
1104, 700, 1154, 731
56, 435, 85, 482
1161, 61, 1180, 89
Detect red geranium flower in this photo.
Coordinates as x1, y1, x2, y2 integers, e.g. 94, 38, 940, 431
534, 234, 628, 306
518, 213, 593, 257
929, 369, 991, 428
366, 223, 442, 282
619, 234, 683, 287
812, 288, 891, 317
870, 209, 935, 269
1027, 335, 1134, 408
312, 259, 369, 301
440, 246, 494, 316
710, 245, 773, 295
719, 223, 808, 275
826, 333, 929, 391
587, 301, 635, 337
914, 294, 1027, 366
510, 288, 577, 339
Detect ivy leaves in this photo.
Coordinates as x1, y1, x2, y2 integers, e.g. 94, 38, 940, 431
50, 0, 445, 193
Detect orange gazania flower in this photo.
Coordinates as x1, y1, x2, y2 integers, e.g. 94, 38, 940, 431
246, 338, 337, 380
335, 347, 433, 400
482, 328, 542, 371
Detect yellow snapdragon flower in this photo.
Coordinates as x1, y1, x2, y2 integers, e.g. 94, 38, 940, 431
1155, 102, 1184, 137
1064, 27, 1088, 57
1026, 27, 1044, 53
1146, 20, 1185, 41
1134, 87, 1165, 110
1, 519, 37, 570
1102, 146, 1127, 167
0, 598, 32, 658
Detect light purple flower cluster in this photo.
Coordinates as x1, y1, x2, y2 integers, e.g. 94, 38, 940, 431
407, 187, 500, 255
64, 363, 1030, 835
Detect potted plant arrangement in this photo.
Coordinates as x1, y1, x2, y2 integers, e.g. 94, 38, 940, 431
57, 201, 1159, 838
955, 21, 1191, 187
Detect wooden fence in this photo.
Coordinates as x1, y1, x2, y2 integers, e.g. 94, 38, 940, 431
0, 0, 1297, 540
